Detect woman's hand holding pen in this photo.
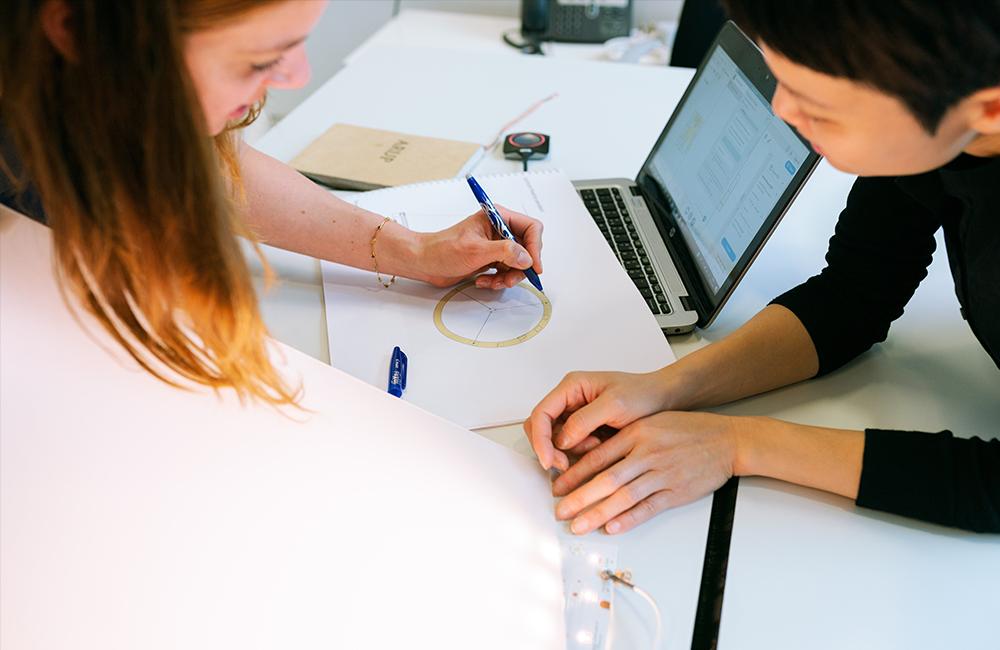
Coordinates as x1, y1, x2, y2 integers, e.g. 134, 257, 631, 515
416, 204, 543, 290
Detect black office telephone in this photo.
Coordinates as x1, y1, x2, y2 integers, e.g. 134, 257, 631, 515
521, 0, 632, 44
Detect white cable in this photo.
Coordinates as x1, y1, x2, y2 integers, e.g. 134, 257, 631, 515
482, 92, 559, 151
602, 570, 663, 650
631, 584, 663, 650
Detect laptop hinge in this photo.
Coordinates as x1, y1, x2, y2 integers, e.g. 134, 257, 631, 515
636, 179, 714, 321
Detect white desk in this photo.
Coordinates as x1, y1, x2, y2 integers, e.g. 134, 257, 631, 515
254, 15, 1000, 650
256, 45, 714, 650
713, 204, 1000, 649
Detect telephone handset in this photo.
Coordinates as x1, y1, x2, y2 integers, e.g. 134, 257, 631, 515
520, 0, 632, 44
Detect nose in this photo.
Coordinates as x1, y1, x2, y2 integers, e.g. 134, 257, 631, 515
266, 45, 311, 90
771, 84, 803, 131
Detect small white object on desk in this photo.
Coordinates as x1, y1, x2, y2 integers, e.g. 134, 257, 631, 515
562, 540, 619, 650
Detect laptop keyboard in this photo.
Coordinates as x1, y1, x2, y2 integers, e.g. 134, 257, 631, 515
579, 187, 672, 315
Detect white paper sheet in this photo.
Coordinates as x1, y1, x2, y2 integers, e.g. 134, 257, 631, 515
0, 208, 566, 650
322, 170, 675, 429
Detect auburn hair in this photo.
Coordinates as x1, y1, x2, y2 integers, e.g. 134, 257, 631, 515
0, 0, 300, 405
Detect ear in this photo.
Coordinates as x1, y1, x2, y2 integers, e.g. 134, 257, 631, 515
966, 86, 1000, 135
40, 0, 76, 61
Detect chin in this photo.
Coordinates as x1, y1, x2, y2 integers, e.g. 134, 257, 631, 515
820, 153, 867, 175
823, 153, 938, 178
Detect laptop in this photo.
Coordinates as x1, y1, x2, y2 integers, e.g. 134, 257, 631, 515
573, 21, 820, 334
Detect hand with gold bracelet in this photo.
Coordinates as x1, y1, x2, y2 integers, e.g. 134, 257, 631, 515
240, 144, 543, 290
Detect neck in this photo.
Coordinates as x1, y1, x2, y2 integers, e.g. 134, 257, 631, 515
964, 133, 1000, 157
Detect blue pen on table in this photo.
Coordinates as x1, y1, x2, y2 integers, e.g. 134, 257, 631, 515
387, 346, 407, 398
465, 174, 544, 293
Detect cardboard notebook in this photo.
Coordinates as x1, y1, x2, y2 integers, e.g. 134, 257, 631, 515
291, 123, 482, 191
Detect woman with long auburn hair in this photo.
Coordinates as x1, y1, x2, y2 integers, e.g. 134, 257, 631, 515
0, 0, 544, 405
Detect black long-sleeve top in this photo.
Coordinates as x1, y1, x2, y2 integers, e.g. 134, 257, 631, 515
771, 154, 1000, 532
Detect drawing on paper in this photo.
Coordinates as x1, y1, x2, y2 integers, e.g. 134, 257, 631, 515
433, 280, 551, 348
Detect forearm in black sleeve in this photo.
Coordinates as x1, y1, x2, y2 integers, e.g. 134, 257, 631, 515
771, 176, 940, 375
857, 429, 1000, 533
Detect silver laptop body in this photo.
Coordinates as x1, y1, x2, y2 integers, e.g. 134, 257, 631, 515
572, 22, 820, 334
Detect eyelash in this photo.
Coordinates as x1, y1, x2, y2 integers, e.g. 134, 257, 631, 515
250, 57, 282, 74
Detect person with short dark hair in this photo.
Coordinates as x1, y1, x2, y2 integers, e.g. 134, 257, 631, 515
526, 0, 1000, 534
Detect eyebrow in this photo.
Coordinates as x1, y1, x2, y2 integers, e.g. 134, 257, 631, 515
778, 81, 834, 110
247, 35, 307, 55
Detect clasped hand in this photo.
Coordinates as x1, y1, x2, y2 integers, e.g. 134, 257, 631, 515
525, 371, 740, 535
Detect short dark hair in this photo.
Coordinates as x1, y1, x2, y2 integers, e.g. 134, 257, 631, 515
721, 0, 1000, 133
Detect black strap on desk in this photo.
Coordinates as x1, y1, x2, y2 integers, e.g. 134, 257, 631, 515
691, 476, 739, 650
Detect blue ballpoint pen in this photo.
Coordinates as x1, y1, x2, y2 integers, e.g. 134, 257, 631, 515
465, 174, 544, 292
387, 346, 407, 398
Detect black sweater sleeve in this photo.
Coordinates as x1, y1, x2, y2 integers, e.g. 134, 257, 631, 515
770, 176, 940, 375
769, 175, 1000, 533
858, 429, 1000, 532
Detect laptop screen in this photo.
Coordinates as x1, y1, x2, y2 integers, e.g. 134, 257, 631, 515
643, 42, 813, 296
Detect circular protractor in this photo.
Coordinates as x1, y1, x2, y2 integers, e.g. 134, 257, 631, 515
433, 280, 551, 348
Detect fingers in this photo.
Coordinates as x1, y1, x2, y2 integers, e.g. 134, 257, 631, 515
472, 263, 499, 289
429, 206, 541, 289
471, 261, 518, 291
524, 404, 556, 472
475, 270, 521, 290
565, 471, 668, 535
507, 239, 535, 270
473, 238, 532, 275
550, 411, 737, 535
603, 489, 679, 535
552, 449, 570, 472
491, 267, 527, 289
567, 435, 601, 457
525, 373, 595, 471
554, 455, 647, 523
553, 396, 621, 453
552, 431, 634, 497
498, 206, 544, 274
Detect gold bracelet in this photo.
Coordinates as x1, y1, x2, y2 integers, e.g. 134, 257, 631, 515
370, 216, 396, 289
